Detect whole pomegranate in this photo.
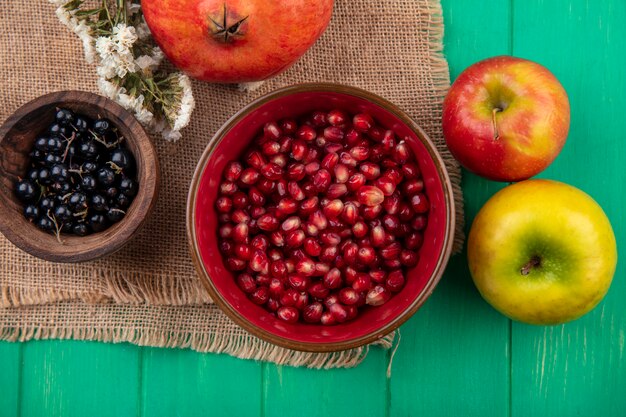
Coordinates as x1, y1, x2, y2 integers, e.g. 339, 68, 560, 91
141, 0, 334, 83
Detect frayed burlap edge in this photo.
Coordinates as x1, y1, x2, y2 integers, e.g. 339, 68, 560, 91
0, 320, 395, 369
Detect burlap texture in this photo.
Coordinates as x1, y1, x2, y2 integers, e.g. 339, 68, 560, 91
0, 0, 463, 367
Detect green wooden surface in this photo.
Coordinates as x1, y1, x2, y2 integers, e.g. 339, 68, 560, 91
1, 0, 625, 415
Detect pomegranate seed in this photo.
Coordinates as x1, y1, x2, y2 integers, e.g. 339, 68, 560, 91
333, 164, 350, 184
281, 216, 301, 232
352, 221, 368, 238
383, 193, 401, 214
362, 204, 383, 220
251, 207, 266, 219
275, 179, 288, 197
286, 163, 306, 181
219, 224, 233, 239
279, 136, 293, 153
357, 246, 376, 265
323, 126, 344, 142
260, 163, 283, 181
410, 193, 430, 213
323, 199, 344, 219
295, 291, 310, 310
236, 273, 256, 293
321, 152, 339, 170
412, 215, 428, 231
285, 229, 305, 248
263, 121, 282, 140
219, 240, 234, 255
303, 302, 324, 323
226, 257, 246, 271
256, 273, 271, 286
366, 286, 390, 306
352, 274, 372, 292
261, 140, 281, 156
357, 186, 385, 206
300, 182, 316, 198
385, 259, 402, 269
353, 113, 374, 132
350, 146, 370, 161
311, 111, 327, 127
304, 161, 321, 176
277, 306, 299, 323
320, 245, 339, 263
232, 192, 249, 209
303, 222, 319, 237
339, 287, 360, 305
322, 184, 345, 200
375, 177, 396, 196
310, 210, 329, 230
393, 141, 413, 164
383, 214, 400, 233
234, 243, 252, 260
313, 169, 332, 191
269, 230, 285, 247
298, 197, 318, 217
370, 145, 385, 162
270, 260, 288, 279
268, 248, 282, 261
346, 305, 359, 319
400, 250, 419, 267
248, 187, 266, 206
287, 182, 305, 201
346, 173, 366, 192
403, 179, 424, 195
368, 126, 384, 142
224, 161, 243, 182
381, 130, 396, 152
250, 250, 269, 274
250, 235, 269, 251
303, 238, 322, 257
360, 162, 381, 180
323, 267, 342, 289
405, 232, 424, 250
370, 225, 386, 247
218, 213, 231, 224
344, 266, 359, 285
386, 270, 406, 292
343, 242, 358, 265
296, 125, 316, 142
257, 213, 279, 231
215, 196, 233, 213
380, 242, 402, 260
341, 203, 358, 225
327, 109, 348, 126
271, 154, 287, 168
266, 298, 280, 312
295, 259, 316, 277
240, 168, 260, 185
277, 198, 298, 216
329, 303, 349, 323
250, 287, 270, 305
220, 181, 238, 195
288, 274, 311, 291
398, 202, 415, 222
280, 289, 299, 306
369, 270, 387, 284
291, 140, 308, 161
246, 151, 266, 169
285, 259, 296, 273
308, 283, 330, 299
340, 152, 357, 167
345, 128, 361, 146
383, 168, 403, 185
304, 148, 320, 164
280, 119, 298, 134
320, 311, 337, 325
402, 163, 420, 178
232, 223, 249, 243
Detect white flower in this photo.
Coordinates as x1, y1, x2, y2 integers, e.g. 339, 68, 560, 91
55, 5, 77, 28
135, 55, 159, 71
126, 1, 142, 15
96, 64, 116, 80
162, 128, 182, 142
135, 107, 155, 124
73, 21, 95, 63
136, 22, 152, 40
151, 46, 164, 62
95, 36, 116, 61
97, 78, 122, 100
112, 23, 138, 51
114, 53, 138, 78
96, 35, 137, 78
172, 74, 195, 131
117, 93, 144, 113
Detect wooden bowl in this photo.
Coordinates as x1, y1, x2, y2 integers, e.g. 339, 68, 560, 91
187, 83, 455, 352
0, 91, 159, 263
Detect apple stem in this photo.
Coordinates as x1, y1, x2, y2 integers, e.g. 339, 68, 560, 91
520, 255, 541, 276
492, 107, 501, 141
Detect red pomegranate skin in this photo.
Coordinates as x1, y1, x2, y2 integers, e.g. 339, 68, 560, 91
141, 0, 334, 82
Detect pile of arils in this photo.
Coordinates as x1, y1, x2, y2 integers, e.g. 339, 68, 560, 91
14, 108, 138, 239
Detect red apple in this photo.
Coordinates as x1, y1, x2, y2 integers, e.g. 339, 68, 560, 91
442, 56, 570, 182
142, 0, 334, 83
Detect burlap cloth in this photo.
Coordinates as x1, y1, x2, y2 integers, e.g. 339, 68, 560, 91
0, 0, 463, 368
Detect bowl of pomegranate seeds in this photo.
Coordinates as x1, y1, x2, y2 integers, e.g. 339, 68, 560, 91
187, 83, 455, 351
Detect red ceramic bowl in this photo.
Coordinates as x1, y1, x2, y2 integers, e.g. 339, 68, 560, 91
187, 83, 455, 352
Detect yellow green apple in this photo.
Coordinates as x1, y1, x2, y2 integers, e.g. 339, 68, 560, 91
468, 179, 617, 325
443, 56, 570, 182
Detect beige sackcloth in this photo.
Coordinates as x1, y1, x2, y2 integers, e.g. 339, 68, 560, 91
0, 0, 463, 368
